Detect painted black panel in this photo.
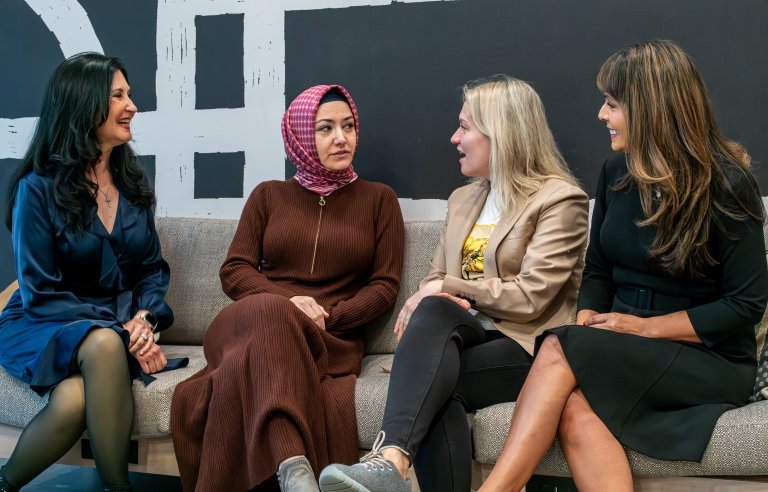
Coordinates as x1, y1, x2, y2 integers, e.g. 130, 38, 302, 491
194, 152, 245, 199
79, 0, 159, 112
137, 155, 156, 190
285, 0, 768, 198
195, 14, 245, 109
0, 160, 20, 286
0, 0, 65, 118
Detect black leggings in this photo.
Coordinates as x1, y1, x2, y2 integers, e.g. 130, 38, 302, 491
381, 296, 532, 492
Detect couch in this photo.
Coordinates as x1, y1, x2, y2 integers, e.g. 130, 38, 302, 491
0, 214, 767, 490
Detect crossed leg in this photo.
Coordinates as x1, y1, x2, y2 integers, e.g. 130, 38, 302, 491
558, 389, 633, 492
478, 334, 632, 492
2, 328, 133, 489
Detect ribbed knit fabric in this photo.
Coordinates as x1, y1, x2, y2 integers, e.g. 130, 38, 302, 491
170, 179, 404, 492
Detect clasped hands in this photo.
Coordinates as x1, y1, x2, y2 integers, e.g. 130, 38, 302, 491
290, 296, 329, 330
123, 311, 167, 374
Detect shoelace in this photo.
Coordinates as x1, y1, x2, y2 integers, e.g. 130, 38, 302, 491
360, 431, 395, 471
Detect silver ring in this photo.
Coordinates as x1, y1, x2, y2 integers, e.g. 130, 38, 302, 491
404, 315, 410, 321
140, 333, 149, 341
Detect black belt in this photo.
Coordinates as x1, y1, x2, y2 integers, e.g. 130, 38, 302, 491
616, 286, 691, 311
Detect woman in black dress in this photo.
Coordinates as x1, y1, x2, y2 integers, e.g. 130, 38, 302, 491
479, 39, 768, 491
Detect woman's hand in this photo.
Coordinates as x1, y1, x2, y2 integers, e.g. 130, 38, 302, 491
583, 312, 651, 337
576, 309, 598, 326
290, 296, 329, 330
434, 292, 472, 310
134, 344, 168, 374
394, 280, 443, 340
583, 310, 700, 343
123, 316, 156, 356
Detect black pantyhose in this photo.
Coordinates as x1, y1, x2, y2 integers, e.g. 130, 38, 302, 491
2, 329, 134, 489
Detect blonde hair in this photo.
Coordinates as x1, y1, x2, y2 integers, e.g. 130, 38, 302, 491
462, 75, 578, 216
597, 39, 761, 277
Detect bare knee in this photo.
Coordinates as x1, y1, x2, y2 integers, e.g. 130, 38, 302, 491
532, 334, 568, 371
539, 333, 562, 352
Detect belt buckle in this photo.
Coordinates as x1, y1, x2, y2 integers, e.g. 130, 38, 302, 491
636, 288, 653, 310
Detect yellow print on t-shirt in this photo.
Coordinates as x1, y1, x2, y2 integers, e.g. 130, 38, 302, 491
462, 223, 496, 280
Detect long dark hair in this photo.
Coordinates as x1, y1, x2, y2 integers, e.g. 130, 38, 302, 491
597, 39, 763, 277
5, 52, 154, 233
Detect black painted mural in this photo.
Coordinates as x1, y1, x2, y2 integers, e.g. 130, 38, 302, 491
286, 0, 767, 199
1, 0, 766, 288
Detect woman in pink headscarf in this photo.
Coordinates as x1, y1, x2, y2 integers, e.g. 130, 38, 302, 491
171, 85, 405, 492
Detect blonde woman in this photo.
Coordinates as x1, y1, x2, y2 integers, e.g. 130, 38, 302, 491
479, 40, 768, 492
319, 75, 589, 492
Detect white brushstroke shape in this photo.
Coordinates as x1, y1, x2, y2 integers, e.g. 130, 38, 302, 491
0, 1, 103, 159
24, 0, 103, 57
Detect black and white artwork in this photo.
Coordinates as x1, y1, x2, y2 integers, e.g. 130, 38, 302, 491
1, 0, 766, 286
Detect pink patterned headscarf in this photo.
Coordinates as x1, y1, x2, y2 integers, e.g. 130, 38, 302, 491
281, 84, 359, 196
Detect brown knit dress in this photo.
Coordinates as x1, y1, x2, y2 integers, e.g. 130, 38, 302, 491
170, 178, 404, 491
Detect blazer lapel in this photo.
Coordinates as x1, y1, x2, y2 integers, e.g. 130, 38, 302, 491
484, 188, 537, 277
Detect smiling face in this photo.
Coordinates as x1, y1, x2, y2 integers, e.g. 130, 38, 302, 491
450, 101, 491, 178
598, 94, 628, 153
314, 100, 357, 171
94, 70, 137, 152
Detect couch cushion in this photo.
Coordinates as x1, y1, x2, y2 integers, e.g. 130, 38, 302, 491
355, 354, 393, 448
132, 344, 207, 436
472, 400, 768, 476
754, 337, 768, 401
363, 221, 443, 355
0, 344, 205, 437
0, 364, 47, 429
156, 217, 236, 345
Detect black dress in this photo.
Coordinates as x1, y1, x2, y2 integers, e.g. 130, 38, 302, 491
545, 154, 768, 461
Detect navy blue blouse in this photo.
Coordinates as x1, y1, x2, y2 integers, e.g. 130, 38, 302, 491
0, 171, 173, 394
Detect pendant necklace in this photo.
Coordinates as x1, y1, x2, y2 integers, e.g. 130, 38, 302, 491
95, 173, 113, 208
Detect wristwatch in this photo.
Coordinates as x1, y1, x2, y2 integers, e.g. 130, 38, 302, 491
135, 311, 158, 332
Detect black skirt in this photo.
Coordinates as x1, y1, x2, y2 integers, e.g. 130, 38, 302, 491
538, 297, 756, 462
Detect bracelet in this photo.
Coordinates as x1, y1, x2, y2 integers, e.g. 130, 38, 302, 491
135, 311, 158, 332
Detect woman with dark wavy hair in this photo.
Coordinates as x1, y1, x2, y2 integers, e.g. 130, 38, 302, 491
0, 52, 173, 492
479, 40, 768, 492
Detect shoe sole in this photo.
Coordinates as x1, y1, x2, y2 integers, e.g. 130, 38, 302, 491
318, 467, 371, 492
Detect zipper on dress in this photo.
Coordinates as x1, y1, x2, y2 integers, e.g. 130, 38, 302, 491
310, 195, 326, 274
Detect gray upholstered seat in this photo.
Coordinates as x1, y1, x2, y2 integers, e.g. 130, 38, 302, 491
0, 215, 766, 482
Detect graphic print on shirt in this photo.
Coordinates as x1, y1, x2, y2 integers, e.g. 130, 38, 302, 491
462, 223, 496, 280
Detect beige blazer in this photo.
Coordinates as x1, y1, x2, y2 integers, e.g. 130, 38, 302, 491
421, 178, 589, 354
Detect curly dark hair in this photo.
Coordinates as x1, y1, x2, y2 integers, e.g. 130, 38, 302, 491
5, 52, 155, 233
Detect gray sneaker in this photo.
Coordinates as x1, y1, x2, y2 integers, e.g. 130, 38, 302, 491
278, 456, 321, 492
318, 432, 412, 492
